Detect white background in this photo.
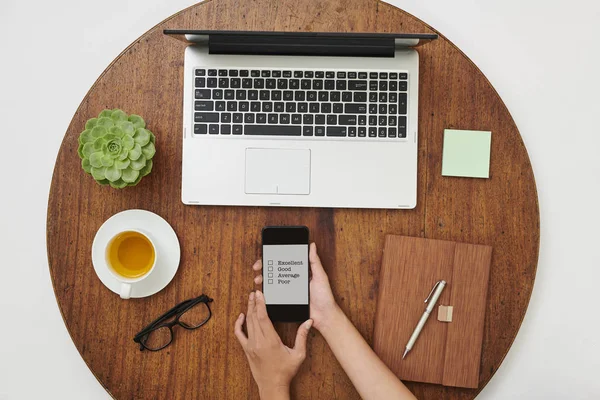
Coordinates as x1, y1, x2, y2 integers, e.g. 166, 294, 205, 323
0, 0, 599, 398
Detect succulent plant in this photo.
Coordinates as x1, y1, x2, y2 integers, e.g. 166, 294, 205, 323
78, 109, 156, 188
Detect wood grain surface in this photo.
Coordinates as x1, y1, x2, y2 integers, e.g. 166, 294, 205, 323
46, 0, 540, 399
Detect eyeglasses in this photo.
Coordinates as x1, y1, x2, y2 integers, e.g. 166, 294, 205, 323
133, 294, 213, 351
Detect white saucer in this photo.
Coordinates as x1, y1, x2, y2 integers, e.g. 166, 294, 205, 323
92, 209, 181, 298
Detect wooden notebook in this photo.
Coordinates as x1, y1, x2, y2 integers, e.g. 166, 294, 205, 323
373, 235, 492, 389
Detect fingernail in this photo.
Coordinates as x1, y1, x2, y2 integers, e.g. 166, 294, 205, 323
305, 319, 313, 330
249, 292, 255, 300
255, 290, 262, 299
239, 313, 244, 319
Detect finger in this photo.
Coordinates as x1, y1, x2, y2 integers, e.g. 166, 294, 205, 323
309, 243, 327, 279
293, 319, 313, 358
254, 274, 263, 285
234, 313, 248, 348
252, 259, 263, 271
246, 292, 256, 338
254, 290, 278, 338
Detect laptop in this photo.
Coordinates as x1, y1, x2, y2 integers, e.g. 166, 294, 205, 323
164, 30, 437, 209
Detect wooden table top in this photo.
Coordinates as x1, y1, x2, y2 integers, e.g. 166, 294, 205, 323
47, 0, 540, 399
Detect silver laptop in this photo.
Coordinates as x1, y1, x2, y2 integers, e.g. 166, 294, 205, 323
165, 30, 437, 209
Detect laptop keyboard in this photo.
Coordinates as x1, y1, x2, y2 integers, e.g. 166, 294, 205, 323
193, 68, 408, 139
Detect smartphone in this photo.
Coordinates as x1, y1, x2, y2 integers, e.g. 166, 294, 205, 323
262, 226, 310, 322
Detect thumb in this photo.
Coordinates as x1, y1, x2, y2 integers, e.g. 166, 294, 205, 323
293, 319, 313, 357
309, 243, 327, 278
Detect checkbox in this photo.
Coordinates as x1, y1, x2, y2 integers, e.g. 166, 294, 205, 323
268, 273, 273, 278
268, 279, 273, 284
268, 260, 273, 265
268, 266, 273, 271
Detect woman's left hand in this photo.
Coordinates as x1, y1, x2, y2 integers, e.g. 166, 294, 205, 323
234, 290, 313, 400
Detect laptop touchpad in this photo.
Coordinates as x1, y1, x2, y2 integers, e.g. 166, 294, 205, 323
245, 148, 311, 195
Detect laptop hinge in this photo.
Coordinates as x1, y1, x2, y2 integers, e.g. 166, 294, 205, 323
208, 34, 395, 58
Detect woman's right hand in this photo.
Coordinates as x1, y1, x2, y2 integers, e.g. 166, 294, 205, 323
252, 242, 339, 332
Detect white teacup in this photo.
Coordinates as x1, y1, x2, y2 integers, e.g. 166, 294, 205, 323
104, 229, 158, 299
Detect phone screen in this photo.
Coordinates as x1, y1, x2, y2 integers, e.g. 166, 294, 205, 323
263, 244, 309, 305
262, 226, 310, 322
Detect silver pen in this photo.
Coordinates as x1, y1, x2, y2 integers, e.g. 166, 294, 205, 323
402, 280, 447, 359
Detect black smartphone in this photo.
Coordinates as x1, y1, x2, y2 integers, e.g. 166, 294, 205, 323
262, 226, 310, 322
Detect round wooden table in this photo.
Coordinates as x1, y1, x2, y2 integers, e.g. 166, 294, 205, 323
47, 0, 540, 399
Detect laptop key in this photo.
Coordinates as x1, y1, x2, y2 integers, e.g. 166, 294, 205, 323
242, 78, 253, 88
342, 92, 352, 102
303, 126, 314, 136
229, 70, 238, 77
333, 103, 344, 113
307, 91, 317, 101
195, 112, 219, 123
348, 80, 368, 90
389, 93, 398, 103
245, 114, 255, 123
268, 114, 278, 124
305, 71, 314, 78
292, 114, 301, 124
295, 91, 305, 101
235, 90, 246, 100
283, 91, 294, 101
345, 103, 367, 113
358, 115, 367, 125
294, 71, 303, 78
358, 127, 367, 137
388, 128, 397, 138
261, 70, 270, 77
389, 72, 398, 79
233, 113, 243, 123
368, 127, 377, 137
389, 81, 397, 91
248, 90, 258, 100
348, 127, 357, 137
195, 89, 211, 99
272, 90, 282, 100
369, 72, 378, 79
251, 101, 261, 111
277, 79, 288, 89
272, 71, 282, 77
274, 102, 284, 112
280, 114, 291, 124
358, 72, 367, 79
254, 78, 265, 89
379, 104, 387, 114
379, 116, 387, 126
327, 115, 337, 125
326, 71, 335, 78
221, 113, 231, 123
256, 113, 267, 124
315, 114, 326, 124
239, 102, 249, 112
310, 103, 320, 113
215, 101, 225, 111
389, 104, 398, 114
219, 78, 229, 88
315, 126, 326, 136
251, 70, 260, 77
213, 89, 223, 99
244, 125, 301, 136
298, 102, 308, 113
233, 125, 243, 134
301, 79, 311, 89
221, 125, 231, 135
369, 116, 377, 125
398, 116, 407, 137
303, 114, 314, 124
399, 81, 408, 91
195, 101, 214, 111
389, 116, 397, 126
313, 80, 323, 90
348, 72, 357, 79
399, 72, 408, 79
283, 71, 292, 78
369, 104, 377, 114
337, 72, 346, 79
208, 69, 217, 76
207, 78, 217, 87
331, 92, 341, 101
196, 69, 206, 76
219, 69, 227, 76
266, 79, 276, 89
369, 81, 378, 91
209, 124, 219, 134
327, 127, 347, 137
194, 124, 207, 134
227, 101, 237, 111
286, 103, 296, 113
318, 91, 329, 101
259, 90, 270, 100
321, 103, 332, 113
315, 71, 324, 78
378, 92, 387, 102
224, 90, 235, 100
325, 80, 335, 90
239, 70, 249, 77
195, 78, 206, 87
262, 102, 273, 112
339, 115, 357, 125
230, 78, 241, 88
353, 92, 367, 102
336, 80, 347, 90
378, 127, 387, 137
399, 93, 408, 114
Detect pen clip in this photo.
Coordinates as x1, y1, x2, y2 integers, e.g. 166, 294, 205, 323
424, 280, 443, 304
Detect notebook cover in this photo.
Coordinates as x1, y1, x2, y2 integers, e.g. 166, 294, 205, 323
373, 235, 492, 389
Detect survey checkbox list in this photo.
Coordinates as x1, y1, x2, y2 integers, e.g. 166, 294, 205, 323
263, 245, 308, 304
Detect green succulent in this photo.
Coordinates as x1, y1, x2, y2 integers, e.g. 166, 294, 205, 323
78, 109, 156, 188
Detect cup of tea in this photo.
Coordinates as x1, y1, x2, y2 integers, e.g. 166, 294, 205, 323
105, 229, 158, 299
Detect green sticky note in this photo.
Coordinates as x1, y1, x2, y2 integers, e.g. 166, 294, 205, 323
442, 129, 492, 178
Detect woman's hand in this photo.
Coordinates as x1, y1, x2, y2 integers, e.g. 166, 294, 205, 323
234, 290, 313, 400
252, 243, 339, 332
